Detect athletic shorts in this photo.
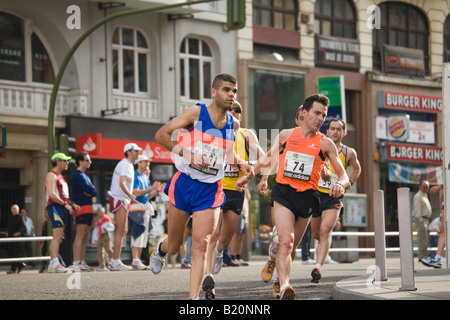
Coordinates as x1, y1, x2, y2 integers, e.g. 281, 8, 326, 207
271, 183, 320, 220
109, 196, 130, 213
223, 189, 245, 216
164, 171, 225, 215
75, 213, 93, 226
313, 193, 344, 218
47, 204, 69, 229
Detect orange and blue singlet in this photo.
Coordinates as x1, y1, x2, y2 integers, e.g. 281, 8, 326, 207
164, 103, 235, 215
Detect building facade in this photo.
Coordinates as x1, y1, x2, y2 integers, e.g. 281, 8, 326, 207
0, 0, 237, 259
235, 0, 449, 252
1, 0, 449, 259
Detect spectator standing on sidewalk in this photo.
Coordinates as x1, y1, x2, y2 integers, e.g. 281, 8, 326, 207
6, 204, 26, 274
413, 180, 432, 262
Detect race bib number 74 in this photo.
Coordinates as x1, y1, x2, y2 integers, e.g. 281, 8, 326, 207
283, 151, 315, 181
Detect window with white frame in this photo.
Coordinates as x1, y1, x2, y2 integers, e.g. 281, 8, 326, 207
0, 12, 55, 84
112, 27, 149, 94
179, 36, 213, 100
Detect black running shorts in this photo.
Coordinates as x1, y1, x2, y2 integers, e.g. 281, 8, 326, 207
271, 183, 320, 220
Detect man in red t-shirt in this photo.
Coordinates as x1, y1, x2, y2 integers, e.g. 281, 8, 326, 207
45, 152, 80, 273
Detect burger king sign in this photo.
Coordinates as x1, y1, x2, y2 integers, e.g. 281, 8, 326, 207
387, 114, 409, 141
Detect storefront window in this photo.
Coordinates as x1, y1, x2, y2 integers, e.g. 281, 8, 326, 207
0, 12, 54, 84
249, 68, 305, 133
179, 36, 213, 100
112, 27, 149, 94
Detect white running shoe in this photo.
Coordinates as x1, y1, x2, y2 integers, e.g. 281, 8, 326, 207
108, 260, 132, 271
150, 234, 168, 274
214, 245, 223, 274
48, 263, 69, 273
71, 262, 93, 272
132, 259, 148, 270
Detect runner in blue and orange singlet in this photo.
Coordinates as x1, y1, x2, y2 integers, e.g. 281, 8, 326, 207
151, 73, 254, 300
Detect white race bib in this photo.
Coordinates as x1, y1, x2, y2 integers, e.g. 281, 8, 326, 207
283, 151, 315, 181
319, 173, 338, 189
189, 141, 224, 176
224, 163, 239, 178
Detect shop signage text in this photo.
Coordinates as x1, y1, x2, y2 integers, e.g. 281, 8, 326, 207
382, 45, 424, 76
315, 35, 360, 70
387, 142, 442, 164
378, 91, 442, 113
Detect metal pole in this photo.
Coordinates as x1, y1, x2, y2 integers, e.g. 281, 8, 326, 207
373, 190, 388, 281
397, 187, 416, 291
443, 62, 450, 268
47, 0, 218, 170
0, 236, 53, 243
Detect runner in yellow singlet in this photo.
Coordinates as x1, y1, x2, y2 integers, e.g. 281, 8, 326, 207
311, 118, 361, 283
203, 101, 265, 300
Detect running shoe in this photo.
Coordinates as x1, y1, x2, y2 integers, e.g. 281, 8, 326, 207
108, 260, 132, 271
272, 278, 280, 299
150, 234, 167, 274
280, 284, 295, 300
48, 263, 70, 273
311, 267, 321, 283
421, 257, 442, 268
302, 258, 316, 265
237, 259, 249, 266
132, 259, 148, 270
214, 246, 224, 274
202, 274, 215, 300
261, 259, 275, 283
71, 262, 93, 272
204, 289, 216, 300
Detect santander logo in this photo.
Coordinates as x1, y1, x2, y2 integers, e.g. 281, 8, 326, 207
82, 137, 97, 152
141, 144, 155, 160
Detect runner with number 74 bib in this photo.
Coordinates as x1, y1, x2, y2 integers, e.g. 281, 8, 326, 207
236, 94, 349, 300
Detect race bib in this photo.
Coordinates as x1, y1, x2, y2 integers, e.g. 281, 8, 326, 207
319, 173, 338, 189
283, 151, 315, 181
224, 163, 239, 178
189, 141, 224, 176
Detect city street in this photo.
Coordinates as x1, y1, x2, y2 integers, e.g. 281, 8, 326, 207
0, 254, 422, 301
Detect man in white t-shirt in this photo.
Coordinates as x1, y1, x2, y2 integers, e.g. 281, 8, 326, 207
107, 142, 141, 271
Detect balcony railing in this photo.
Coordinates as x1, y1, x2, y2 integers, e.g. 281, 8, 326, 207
0, 80, 72, 117
111, 93, 159, 122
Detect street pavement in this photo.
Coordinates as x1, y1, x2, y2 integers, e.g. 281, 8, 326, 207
1, 253, 447, 301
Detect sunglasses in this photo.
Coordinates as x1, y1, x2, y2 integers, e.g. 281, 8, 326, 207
231, 107, 241, 114
83, 159, 92, 162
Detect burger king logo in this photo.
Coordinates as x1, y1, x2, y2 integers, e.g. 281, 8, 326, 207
387, 115, 409, 141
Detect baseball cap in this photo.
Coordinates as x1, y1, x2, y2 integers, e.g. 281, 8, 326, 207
123, 142, 142, 153
135, 154, 150, 164
51, 152, 71, 162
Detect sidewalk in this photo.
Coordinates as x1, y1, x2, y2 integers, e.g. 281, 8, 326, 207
333, 259, 450, 300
